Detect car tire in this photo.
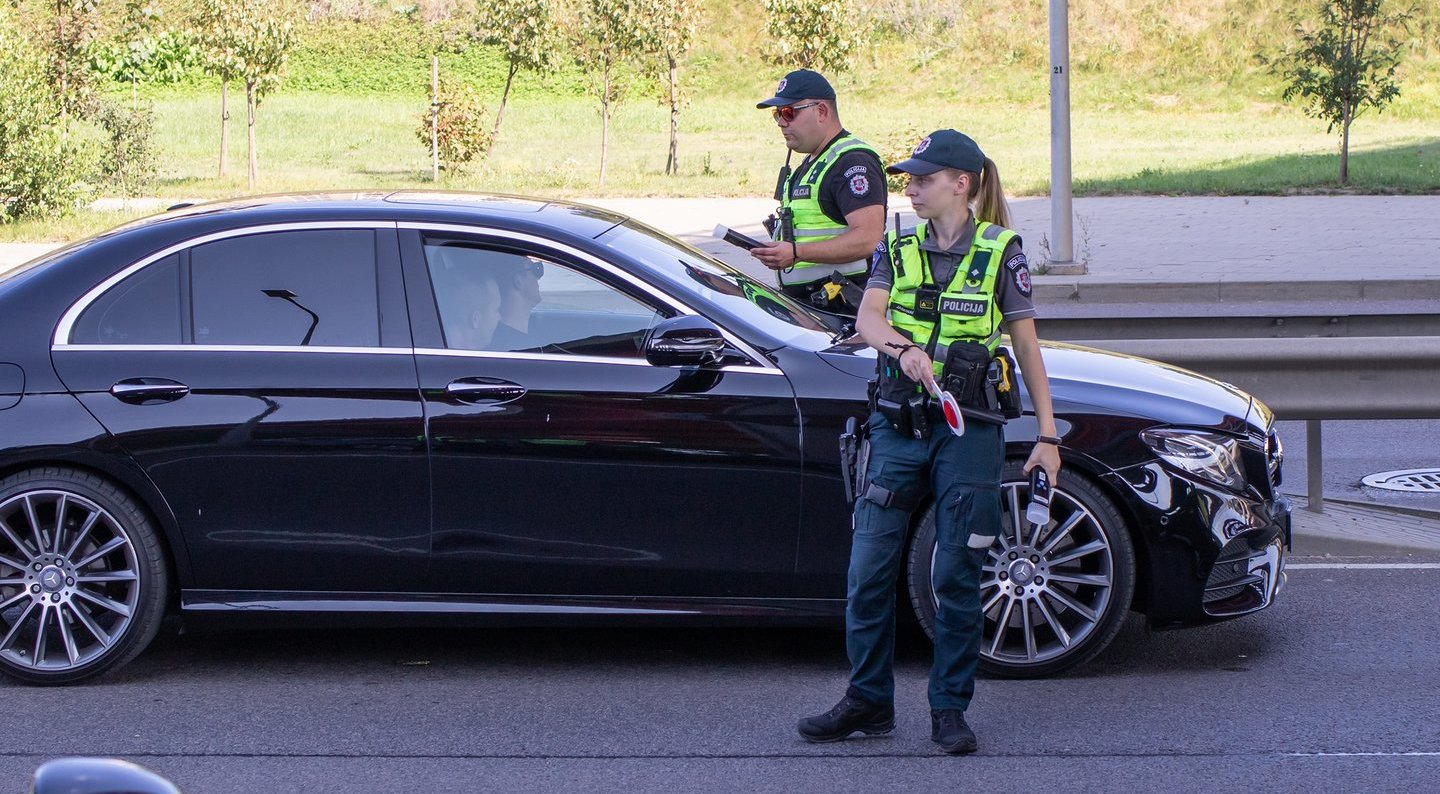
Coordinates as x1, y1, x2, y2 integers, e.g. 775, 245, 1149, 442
907, 460, 1136, 678
0, 467, 168, 685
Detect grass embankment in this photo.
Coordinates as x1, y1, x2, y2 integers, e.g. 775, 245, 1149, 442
3, 0, 1437, 241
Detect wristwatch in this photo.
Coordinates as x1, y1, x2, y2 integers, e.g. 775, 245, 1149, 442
1035, 435, 1062, 446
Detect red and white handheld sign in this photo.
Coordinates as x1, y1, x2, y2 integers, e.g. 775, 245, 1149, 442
925, 379, 965, 438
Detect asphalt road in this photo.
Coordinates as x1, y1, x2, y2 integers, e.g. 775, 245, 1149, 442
1276, 419, 1440, 512
2, 533, 1438, 794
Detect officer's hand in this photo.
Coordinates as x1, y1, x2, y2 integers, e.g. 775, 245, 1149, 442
898, 346, 934, 384
1023, 442, 1061, 485
750, 241, 796, 271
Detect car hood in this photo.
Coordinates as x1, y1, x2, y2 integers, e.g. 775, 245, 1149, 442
817, 339, 1258, 432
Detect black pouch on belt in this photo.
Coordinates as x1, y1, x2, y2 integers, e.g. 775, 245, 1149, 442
993, 347, 1022, 419
877, 398, 909, 437
941, 341, 993, 407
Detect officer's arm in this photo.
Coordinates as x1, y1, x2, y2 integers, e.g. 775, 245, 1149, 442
794, 204, 886, 265
857, 287, 934, 384
1007, 317, 1062, 479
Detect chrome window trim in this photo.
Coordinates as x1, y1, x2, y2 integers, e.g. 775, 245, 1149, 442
413, 347, 785, 375
400, 221, 780, 372
51, 344, 413, 355
52, 221, 399, 348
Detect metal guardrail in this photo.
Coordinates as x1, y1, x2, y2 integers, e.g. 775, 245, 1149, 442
1042, 310, 1440, 342
1044, 323, 1440, 514
1061, 336, 1440, 421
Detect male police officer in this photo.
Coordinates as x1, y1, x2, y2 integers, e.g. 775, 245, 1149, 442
754, 69, 885, 315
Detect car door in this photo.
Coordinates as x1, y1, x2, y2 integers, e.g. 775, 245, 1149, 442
400, 225, 804, 600
50, 223, 430, 595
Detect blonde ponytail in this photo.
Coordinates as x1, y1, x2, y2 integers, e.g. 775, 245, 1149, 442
967, 157, 1010, 228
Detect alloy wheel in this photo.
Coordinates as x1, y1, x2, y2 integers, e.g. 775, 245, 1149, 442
0, 490, 142, 673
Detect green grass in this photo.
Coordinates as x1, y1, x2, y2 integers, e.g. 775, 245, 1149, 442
140, 91, 1440, 197
5, 0, 1438, 241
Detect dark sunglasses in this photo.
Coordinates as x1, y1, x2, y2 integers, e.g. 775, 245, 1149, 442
771, 102, 820, 123
525, 260, 545, 277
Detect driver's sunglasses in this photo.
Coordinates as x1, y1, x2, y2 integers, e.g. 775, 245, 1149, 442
772, 102, 820, 123
525, 260, 545, 277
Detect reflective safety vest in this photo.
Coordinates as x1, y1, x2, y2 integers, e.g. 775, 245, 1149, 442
775, 134, 879, 286
884, 220, 1015, 383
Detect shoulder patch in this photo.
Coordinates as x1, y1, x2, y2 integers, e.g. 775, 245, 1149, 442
843, 164, 869, 178
1006, 253, 1032, 297
848, 174, 871, 196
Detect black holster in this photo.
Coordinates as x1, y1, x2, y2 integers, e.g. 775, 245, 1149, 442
839, 416, 872, 506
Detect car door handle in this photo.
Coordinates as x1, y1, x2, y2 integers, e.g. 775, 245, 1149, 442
110, 378, 190, 404
445, 379, 527, 405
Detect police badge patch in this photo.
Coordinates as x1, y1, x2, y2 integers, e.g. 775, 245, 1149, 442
1005, 253, 1032, 297
849, 175, 870, 196
914, 137, 932, 154
776, 78, 788, 93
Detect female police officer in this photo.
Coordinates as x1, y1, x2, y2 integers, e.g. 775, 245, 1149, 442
797, 130, 1062, 755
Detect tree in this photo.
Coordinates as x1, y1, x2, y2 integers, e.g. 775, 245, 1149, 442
0, 8, 97, 222
46, 0, 100, 133
229, 1, 300, 190
478, 0, 559, 152
1279, 0, 1412, 184
623, 0, 698, 175
194, 0, 243, 178
762, 0, 864, 74
414, 79, 494, 172
574, 0, 643, 186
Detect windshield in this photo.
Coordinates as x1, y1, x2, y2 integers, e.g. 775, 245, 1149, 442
599, 221, 837, 349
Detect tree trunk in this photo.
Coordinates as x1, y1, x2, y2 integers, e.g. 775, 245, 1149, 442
666, 55, 679, 176
1340, 106, 1352, 185
246, 81, 257, 191
599, 61, 610, 187
431, 56, 439, 182
219, 79, 230, 178
490, 62, 518, 152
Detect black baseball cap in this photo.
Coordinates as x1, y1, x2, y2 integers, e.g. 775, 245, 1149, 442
885, 129, 985, 175
756, 69, 836, 108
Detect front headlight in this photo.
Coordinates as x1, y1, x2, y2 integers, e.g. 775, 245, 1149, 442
1139, 427, 1247, 491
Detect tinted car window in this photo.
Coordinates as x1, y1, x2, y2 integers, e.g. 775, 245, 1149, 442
191, 230, 380, 346
423, 238, 664, 359
71, 254, 182, 344
598, 222, 835, 349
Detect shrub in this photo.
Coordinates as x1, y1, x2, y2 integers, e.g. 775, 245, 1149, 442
762, 0, 865, 74
0, 10, 98, 223
416, 80, 493, 169
94, 100, 159, 197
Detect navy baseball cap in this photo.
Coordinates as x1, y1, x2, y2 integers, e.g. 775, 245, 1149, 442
756, 69, 836, 108
886, 129, 986, 175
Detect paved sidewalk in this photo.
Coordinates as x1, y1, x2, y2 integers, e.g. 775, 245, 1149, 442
1290, 497, 1440, 554
6, 196, 1439, 298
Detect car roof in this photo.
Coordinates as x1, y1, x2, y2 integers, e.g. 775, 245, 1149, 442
96, 190, 631, 243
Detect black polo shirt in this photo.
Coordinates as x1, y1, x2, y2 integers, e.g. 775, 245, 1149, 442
788, 129, 887, 224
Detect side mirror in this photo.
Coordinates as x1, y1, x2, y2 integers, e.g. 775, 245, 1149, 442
644, 315, 729, 367
33, 758, 182, 794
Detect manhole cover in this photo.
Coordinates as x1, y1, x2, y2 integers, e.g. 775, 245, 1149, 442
1362, 469, 1440, 492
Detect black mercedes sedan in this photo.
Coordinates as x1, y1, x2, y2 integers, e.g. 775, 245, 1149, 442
0, 193, 1288, 685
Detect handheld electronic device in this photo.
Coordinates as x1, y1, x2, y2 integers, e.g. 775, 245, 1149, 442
713, 225, 765, 251
1026, 467, 1052, 526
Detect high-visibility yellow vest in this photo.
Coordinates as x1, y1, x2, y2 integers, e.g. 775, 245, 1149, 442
884, 220, 1015, 381
776, 134, 879, 285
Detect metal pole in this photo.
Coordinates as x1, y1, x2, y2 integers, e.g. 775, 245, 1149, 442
1306, 419, 1324, 514
1048, 0, 1074, 264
